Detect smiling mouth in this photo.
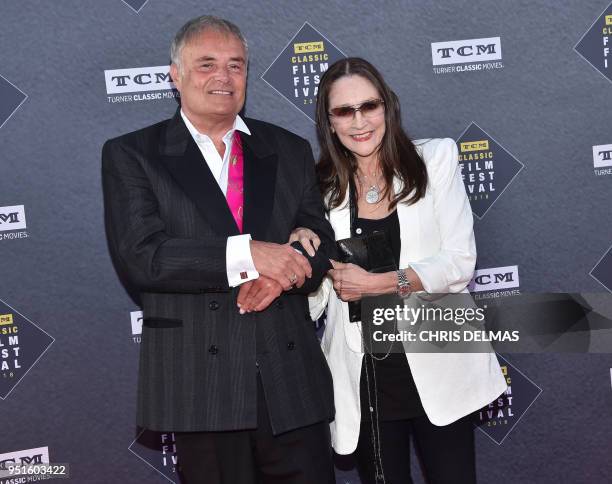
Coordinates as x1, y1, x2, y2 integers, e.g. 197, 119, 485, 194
209, 90, 233, 96
350, 131, 373, 142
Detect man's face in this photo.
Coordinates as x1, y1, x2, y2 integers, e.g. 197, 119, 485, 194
171, 29, 247, 122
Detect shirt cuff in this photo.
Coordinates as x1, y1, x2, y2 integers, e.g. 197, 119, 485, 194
226, 234, 259, 287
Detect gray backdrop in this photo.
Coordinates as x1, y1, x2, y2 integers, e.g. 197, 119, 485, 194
1, 1, 611, 483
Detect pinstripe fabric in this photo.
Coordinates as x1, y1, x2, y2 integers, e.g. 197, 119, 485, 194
102, 110, 336, 433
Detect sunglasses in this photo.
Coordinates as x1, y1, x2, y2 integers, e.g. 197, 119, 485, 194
328, 99, 385, 119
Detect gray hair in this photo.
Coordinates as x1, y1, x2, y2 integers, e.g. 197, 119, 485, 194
170, 15, 249, 70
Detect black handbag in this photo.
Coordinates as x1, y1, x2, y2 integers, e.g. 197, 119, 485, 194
336, 181, 396, 322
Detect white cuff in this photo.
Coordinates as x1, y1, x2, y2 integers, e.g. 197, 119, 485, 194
226, 234, 259, 287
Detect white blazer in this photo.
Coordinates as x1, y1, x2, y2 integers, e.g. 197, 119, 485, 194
309, 138, 508, 455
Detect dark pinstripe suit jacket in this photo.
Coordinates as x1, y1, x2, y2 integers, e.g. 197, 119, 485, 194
102, 109, 335, 434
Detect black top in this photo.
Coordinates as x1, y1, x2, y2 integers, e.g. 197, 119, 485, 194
354, 210, 426, 421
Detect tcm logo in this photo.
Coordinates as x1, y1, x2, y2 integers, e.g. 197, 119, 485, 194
432, 37, 502, 66
0, 314, 14, 325
593, 144, 612, 168
104, 66, 174, 94
461, 140, 489, 152
130, 310, 143, 336
0, 205, 26, 231
0, 446, 49, 470
469, 265, 520, 292
294, 41, 324, 54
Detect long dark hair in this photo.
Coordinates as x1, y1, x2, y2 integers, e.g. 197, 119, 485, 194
315, 57, 428, 210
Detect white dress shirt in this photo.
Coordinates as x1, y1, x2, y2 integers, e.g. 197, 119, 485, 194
181, 110, 259, 287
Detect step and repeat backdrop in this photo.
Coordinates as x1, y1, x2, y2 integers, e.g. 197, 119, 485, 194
1, 1, 612, 483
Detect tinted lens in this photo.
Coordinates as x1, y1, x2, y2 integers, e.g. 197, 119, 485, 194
360, 101, 382, 113
329, 100, 383, 118
330, 106, 356, 117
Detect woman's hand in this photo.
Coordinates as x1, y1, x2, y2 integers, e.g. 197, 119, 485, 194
329, 261, 424, 301
329, 260, 376, 302
288, 227, 320, 257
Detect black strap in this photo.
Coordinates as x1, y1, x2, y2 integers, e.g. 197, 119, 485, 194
348, 177, 358, 237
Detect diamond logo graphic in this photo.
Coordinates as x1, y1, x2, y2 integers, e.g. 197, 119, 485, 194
129, 429, 179, 483
121, 0, 149, 13
261, 22, 347, 122
0, 299, 54, 399
591, 245, 612, 293
456, 122, 524, 219
473, 354, 542, 444
575, 3, 612, 85
0, 74, 27, 130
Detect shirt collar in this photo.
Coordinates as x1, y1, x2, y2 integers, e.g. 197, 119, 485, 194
180, 110, 251, 142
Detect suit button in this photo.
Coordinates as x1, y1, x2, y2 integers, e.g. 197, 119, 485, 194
277, 300, 284, 309
209, 301, 219, 311
208, 345, 218, 355
287, 341, 295, 350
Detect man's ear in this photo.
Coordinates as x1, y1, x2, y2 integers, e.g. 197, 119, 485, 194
170, 63, 181, 91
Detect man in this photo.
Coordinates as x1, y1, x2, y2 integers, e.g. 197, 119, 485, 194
102, 16, 336, 484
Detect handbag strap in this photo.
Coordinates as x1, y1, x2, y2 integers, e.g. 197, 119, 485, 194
348, 177, 358, 237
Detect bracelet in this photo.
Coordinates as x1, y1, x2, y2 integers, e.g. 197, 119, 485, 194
396, 268, 412, 297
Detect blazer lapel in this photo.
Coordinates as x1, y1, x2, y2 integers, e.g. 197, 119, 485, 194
328, 189, 351, 240
158, 110, 240, 237
241, 121, 277, 241
329, 177, 422, 267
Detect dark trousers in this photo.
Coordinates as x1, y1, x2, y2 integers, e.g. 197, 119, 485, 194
174, 375, 335, 484
355, 415, 476, 484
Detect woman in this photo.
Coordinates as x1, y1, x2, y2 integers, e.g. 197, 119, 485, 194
292, 58, 507, 484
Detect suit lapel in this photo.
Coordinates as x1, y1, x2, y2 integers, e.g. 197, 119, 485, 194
241, 122, 277, 241
158, 110, 240, 236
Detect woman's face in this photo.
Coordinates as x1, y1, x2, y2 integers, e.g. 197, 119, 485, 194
327, 75, 386, 164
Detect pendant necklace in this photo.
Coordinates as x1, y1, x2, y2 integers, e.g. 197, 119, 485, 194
365, 185, 380, 204
358, 170, 382, 204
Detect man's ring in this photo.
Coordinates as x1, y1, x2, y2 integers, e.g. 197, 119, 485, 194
289, 274, 298, 284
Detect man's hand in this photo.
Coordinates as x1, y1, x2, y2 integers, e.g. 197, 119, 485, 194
250, 241, 312, 290
237, 276, 283, 313
288, 227, 320, 257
